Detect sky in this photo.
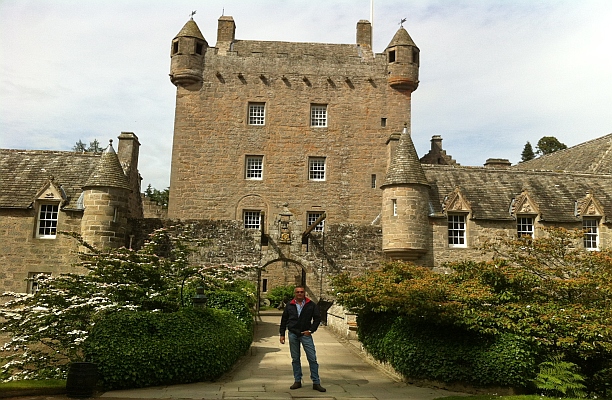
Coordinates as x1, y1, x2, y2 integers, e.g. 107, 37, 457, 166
1, 0, 611, 190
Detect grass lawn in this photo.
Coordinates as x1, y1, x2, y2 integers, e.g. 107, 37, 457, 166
0, 379, 65, 393
437, 396, 584, 400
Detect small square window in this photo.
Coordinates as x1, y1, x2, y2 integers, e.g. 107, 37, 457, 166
309, 157, 326, 181
172, 41, 179, 55
27, 272, 50, 294
195, 42, 204, 55
448, 214, 467, 248
310, 104, 327, 127
517, 217, 534, 238
248, 103, 265, 125
388, 49, 396, 63
245, 156, 263, 180
381, 118, 387, 127
307, 212, 325, 232
583, 218, 599, 250
244, 211, 261, 230
37, 203, 59, 239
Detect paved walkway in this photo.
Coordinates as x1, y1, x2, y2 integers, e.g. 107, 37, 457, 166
98, 311, 467, 400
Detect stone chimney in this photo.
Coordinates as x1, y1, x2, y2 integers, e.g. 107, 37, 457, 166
356, 20, 372, 48
117, 132, 143, 218
216, 16, 236, 54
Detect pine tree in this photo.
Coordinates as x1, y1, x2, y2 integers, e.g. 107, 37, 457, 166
73, 140, 87, 153
521, 141, 536, 162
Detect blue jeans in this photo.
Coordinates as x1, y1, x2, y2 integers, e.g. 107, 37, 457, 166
288, 332, 320, 384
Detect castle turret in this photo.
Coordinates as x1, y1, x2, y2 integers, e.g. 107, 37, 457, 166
170, 18, 208, 88
381, 124, 430, 260
81, 140, 131, 250
385, 23, 419, 91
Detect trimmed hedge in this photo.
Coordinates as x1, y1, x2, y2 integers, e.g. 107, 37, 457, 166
358, 312, 538, 387
84, 308, 251, 390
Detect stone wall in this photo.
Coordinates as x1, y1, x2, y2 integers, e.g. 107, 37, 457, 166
0, 208, 85, 293
168, 23, 412, 232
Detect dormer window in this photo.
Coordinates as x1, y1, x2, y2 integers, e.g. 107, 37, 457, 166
517, 217, 534, 238
583, 217, 599, 250
37, 203, 59, 239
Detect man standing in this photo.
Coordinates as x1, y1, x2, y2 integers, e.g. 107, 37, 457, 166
279, 286, 326, 392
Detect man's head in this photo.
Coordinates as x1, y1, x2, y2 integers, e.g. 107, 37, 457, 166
294, 286, 306, 301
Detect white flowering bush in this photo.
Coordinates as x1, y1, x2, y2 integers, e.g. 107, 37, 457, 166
0, 226, 256, 381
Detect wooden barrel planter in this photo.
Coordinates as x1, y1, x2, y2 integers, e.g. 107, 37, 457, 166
66, 362, 98, 398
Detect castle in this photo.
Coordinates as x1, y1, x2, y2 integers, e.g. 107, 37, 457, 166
2, 14, 611, 297
167, 15, 612, 288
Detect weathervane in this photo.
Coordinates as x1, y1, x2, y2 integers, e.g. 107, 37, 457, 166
190, 10, 196, 19
399, 18, 406, 27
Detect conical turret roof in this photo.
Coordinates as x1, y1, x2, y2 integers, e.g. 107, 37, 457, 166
382, 125, 429, 187
175, 19, 205, 40
386, 26, 417, 49
83, 141, 130, 190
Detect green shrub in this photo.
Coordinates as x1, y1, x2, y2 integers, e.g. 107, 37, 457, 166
533, 355, 587, 398
358, 312, 537, 387
84, 308, 251, 390
266, 285, 295, 308
205, 290, 254, 332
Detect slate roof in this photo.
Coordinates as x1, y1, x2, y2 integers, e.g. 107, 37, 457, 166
514, 133, 612, 173
174, 19, 205, 40
383, 128, 429, 187
83, 143, 130, 190
0, 149, 100, 210
386, 26, 417, 48
424, 165, 612, 222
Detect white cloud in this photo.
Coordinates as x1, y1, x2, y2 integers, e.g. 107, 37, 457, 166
1, 0, 611, 187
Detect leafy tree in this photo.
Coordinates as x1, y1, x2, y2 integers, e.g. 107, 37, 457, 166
72, 139, 104, 154
0, 227, 254, 381
536, 136, 567, 156
144, 185, 170, 208
332, 228, 612, 392
73, 140, 87, 152
521, 141, 536, 162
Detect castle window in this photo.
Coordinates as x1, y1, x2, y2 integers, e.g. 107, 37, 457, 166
448, 214, 467, 248
308, 157, 326, 181
381, 118, 387, 127
371, 174, 377, 188
172, 40, 179, 55
36, 203, 59, 239
307, 212, 325, 232
388, 49, 396, 63
392, 199, 397, 216
248, 103, 265, 125
27, 272, 50, 294
195, 42, 204, 55
412, 48, 419, 65
262, 278, 268, 293
245, 156, 264, 180
583, 218, 599, 250
243, 211, 261, 230
517, 217, 534, 238
310, 104, 327, 127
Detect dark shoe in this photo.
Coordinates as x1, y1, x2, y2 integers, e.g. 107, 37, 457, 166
313, 383, 326, 392
290, 381, 302, 390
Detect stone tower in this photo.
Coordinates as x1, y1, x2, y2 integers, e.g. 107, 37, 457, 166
385, 24, 419, 91
381, 124, 430, 261
169, 17, 208, 88
81, 141, 131, 250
